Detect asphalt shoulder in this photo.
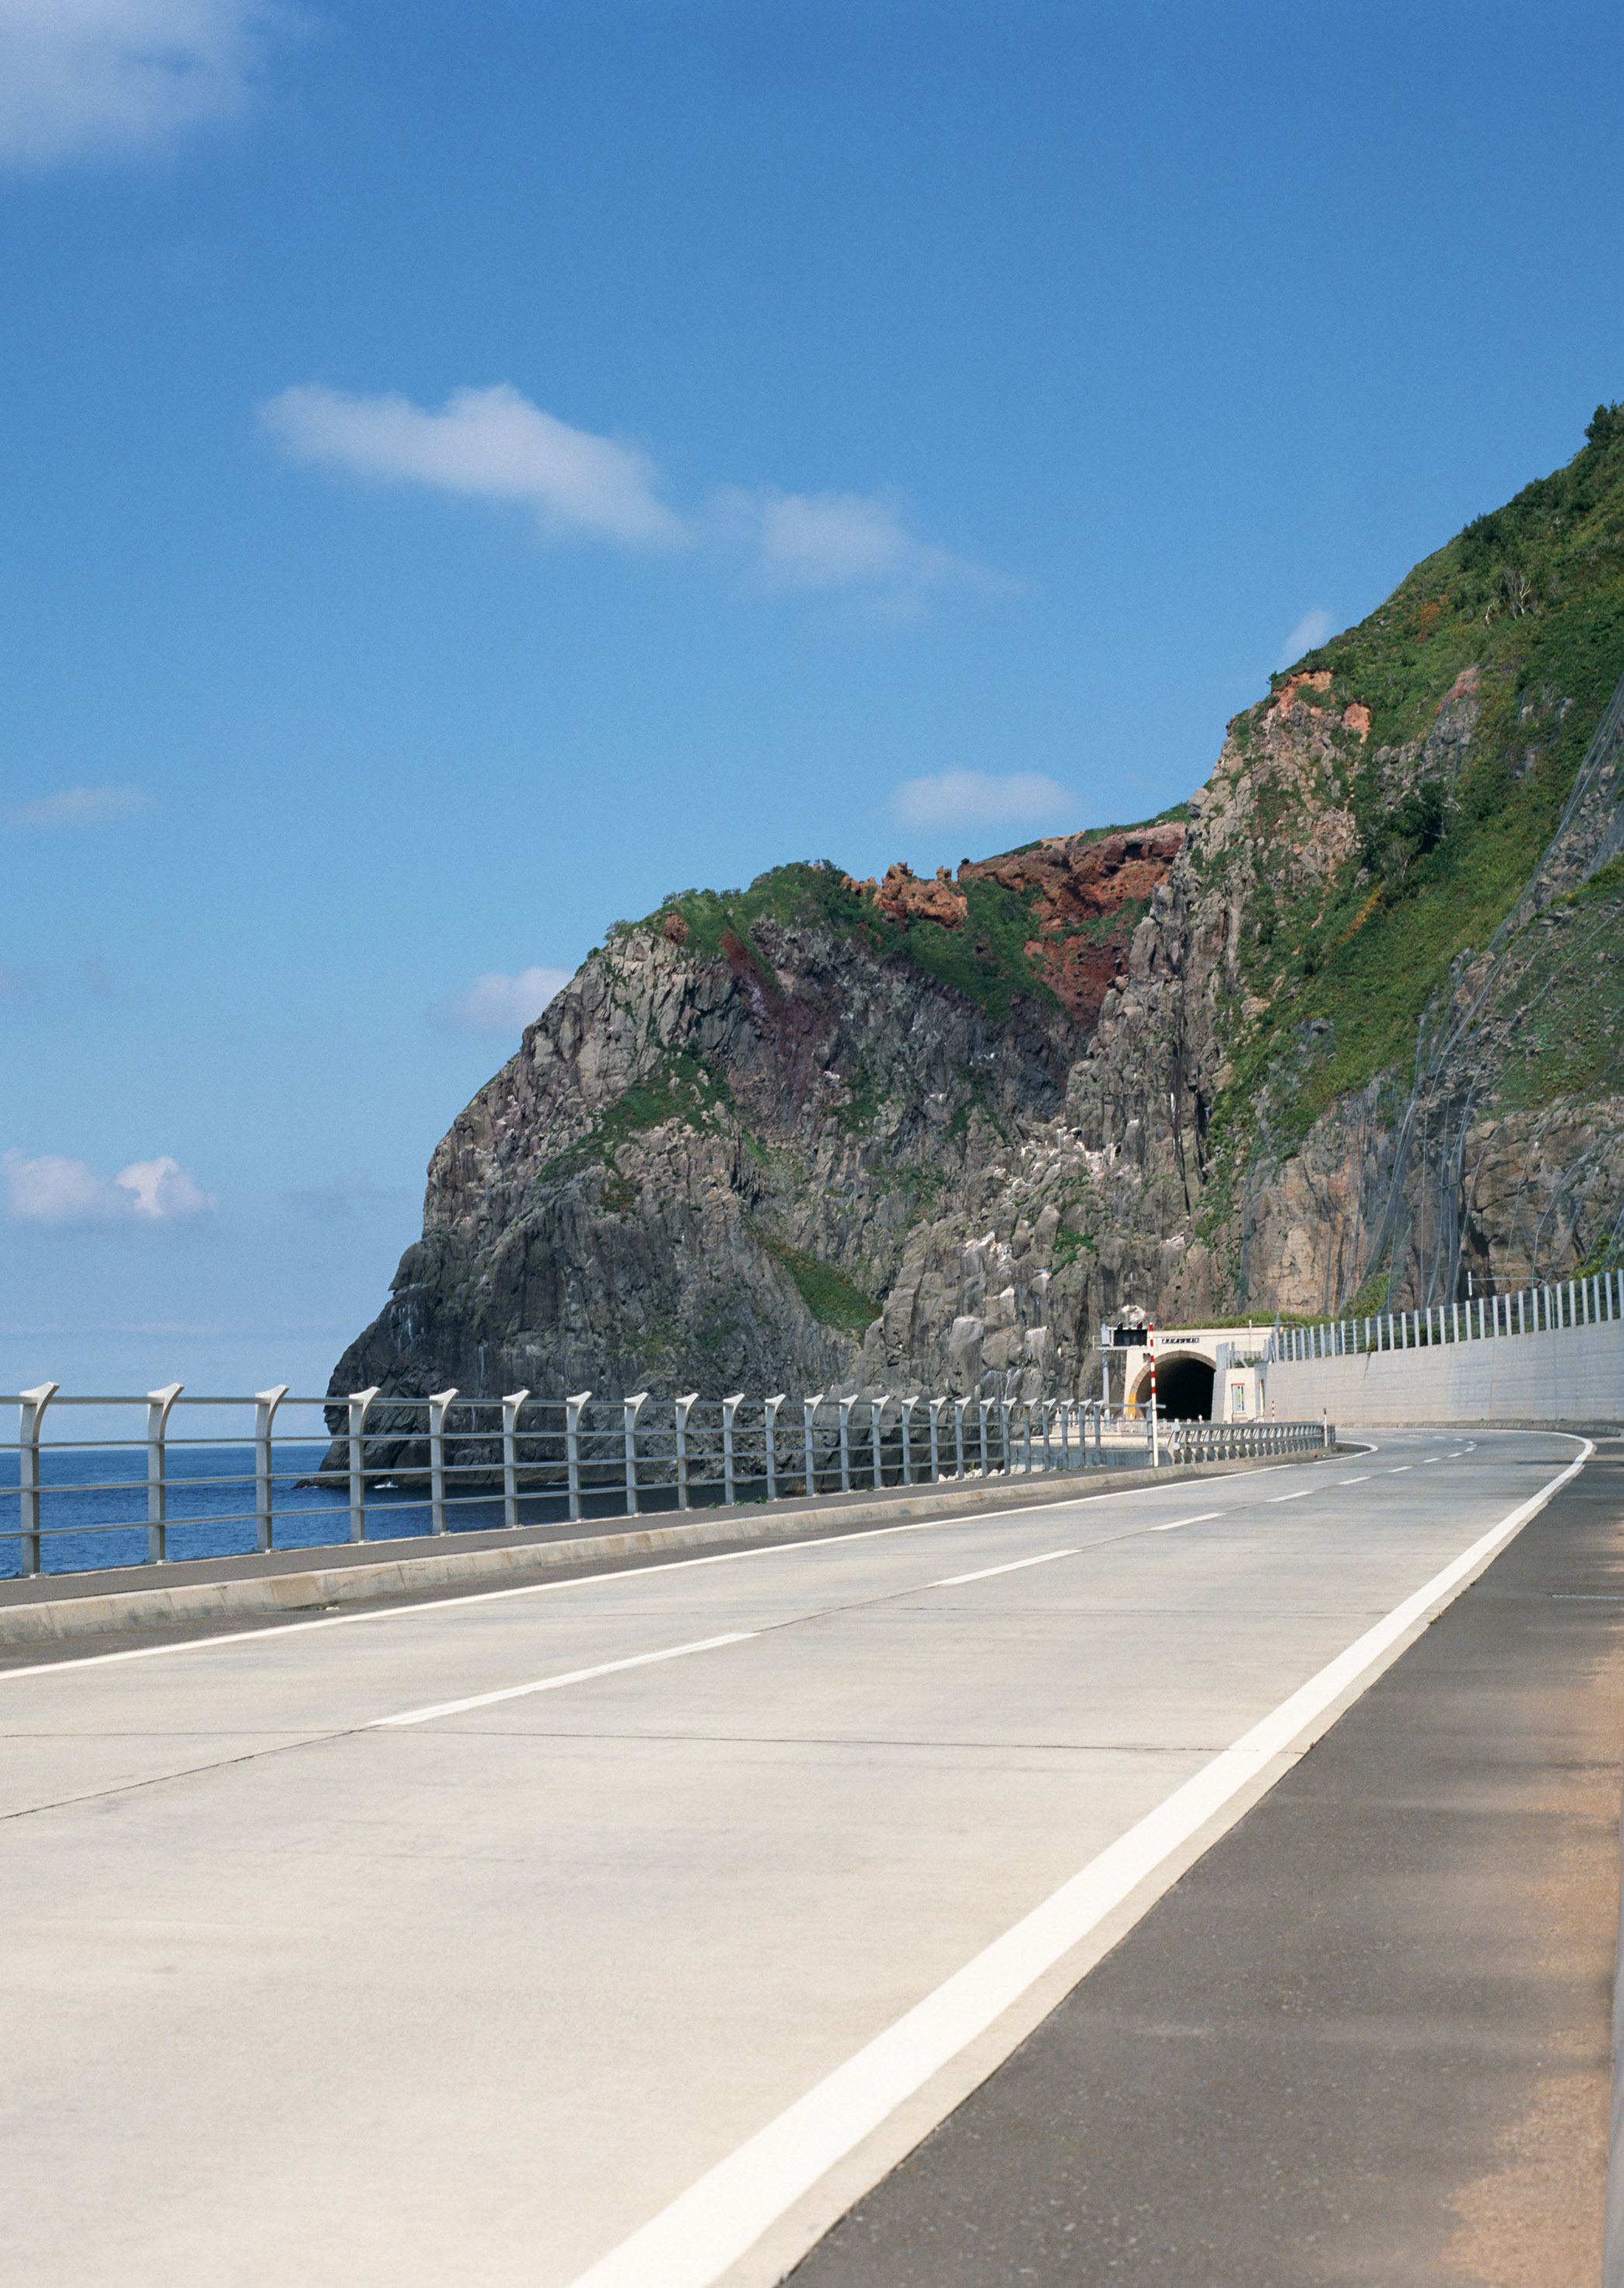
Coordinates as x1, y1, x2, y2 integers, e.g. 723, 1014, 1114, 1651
786, 1440, 1624, 2288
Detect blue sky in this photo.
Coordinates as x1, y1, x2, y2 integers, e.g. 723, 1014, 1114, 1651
5, 0, 1624, 1398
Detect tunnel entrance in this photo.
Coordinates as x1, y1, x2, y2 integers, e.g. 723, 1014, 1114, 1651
1132, 1353, 1215, 1420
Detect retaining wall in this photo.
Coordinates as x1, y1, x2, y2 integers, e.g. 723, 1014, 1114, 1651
1265, 1319, 1624, 1425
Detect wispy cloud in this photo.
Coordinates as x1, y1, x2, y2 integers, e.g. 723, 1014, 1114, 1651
0, 0, 286, 167
1275, 607, 1335, 669
736, 486, 981, 600
5, 784, 157, 829
282, 1170, 399, 1218
889, 769, 1076, 835
2, 1148, 216, 1228
261, 380, 992, 608
432, 965, 573, 1037
261, 383, 685, 547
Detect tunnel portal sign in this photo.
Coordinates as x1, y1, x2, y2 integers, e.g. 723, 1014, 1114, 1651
1101, 1322, 1149, 1349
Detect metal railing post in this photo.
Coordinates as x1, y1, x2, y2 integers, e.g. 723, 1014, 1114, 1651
953, 1399, 966, 1480
254, 1385, 288, 1553
929, 1397, 945, 1481
565, 1391, 591, 1520
900, 1396, 917, 1486
501, 1390, 530, 1530
347, 1387, 379, 1543
722, 1395, 744, 1505
427, 1388, 458, 1534
764, 1395, 785, 1501
870, 1398, 888, 1490
17, 1383, 57, 1578
803, 1394, 823, 1496
623, 1392, 649, 1516
835, 1398, 854, 1493
674, 1393, 698, 1510
146, 1383, 182, 1563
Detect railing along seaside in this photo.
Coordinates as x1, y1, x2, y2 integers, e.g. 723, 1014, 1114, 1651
1, 1387, 1331, 1581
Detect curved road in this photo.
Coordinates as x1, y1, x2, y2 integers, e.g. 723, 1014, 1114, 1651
0, 1429, 1605, 2286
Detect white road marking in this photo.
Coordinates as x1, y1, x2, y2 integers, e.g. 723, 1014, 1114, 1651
1339, 1475, 1370, 1484
1148, 1511, 1221, 1533
370, 1633, 755, 1729
1422, 1457, 1442, 1464
1269, 1489, 1312, 1503
0, 1467, 1303, 1682
1391, 1466, 1412, 1474
563, 1440, 1593, 2288
929, 1550, 1078, 1587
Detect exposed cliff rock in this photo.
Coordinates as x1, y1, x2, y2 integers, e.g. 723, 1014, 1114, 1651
331, 408, 1624, 1412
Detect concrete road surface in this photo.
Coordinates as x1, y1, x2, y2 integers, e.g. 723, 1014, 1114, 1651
0, 1429, 1599, 2286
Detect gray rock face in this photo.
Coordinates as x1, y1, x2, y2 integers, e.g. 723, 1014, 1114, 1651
331, 909, 1097, 1407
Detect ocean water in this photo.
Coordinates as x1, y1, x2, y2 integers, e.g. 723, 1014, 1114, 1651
0, 1441, 560, 1581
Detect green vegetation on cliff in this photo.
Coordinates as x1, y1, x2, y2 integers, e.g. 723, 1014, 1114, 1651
628, 862, 1057, 1022
1212, 403, 1624, 1159
628, 797, 1192, 1027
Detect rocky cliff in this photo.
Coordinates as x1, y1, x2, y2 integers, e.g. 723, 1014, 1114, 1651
330, 406, 1624, 1410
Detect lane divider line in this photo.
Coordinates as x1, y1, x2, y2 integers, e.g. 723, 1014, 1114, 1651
370, 1633, 755, 1730
1391, 1466, 1412, 1474
1339, 1476, 1370, 1485
561, 1440, 1594, 2288
928, 1550, 1078, 1588
1268, 1489, 1312, 1504
0, 1466, 1311, 1681
1147, 1512, 1221, 1534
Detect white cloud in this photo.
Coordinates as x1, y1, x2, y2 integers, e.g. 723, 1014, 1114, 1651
5, 783, 157, 828
1275, 607, 1335, 669
889, 769, 1076, 835
261, 383, 686, 548
2, 1147, 216, 1228
263, 379, 992, 607
0, 0, 282, 166
745, 487, 974, 596
433, 966, 573, 1037
117, 1155, 214, 1218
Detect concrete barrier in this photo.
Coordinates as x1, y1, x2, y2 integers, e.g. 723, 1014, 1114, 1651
0, 1447, 1340, 1648
1265, 1319, 1624, 1426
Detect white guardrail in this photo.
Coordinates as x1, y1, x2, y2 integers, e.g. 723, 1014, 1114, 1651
1, 1387, 1332, 1580
1267, 1267, 1624, 1363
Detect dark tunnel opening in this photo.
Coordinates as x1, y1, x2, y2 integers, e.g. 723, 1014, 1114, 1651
1139, 1353, 1216, 1420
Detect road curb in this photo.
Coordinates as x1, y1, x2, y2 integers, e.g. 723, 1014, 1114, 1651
0, 1450, 1336, 1646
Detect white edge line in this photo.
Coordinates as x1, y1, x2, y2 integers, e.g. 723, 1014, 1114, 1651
562, 1438, 1594, 2288
0, 1463, 1306, 1680
1147, 1511, 1221, 1533
371, 1632, 755, 1729
928, 1550, 1078, 1588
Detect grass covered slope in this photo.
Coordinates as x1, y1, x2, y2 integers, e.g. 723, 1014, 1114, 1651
1208, 403, 1624, 1165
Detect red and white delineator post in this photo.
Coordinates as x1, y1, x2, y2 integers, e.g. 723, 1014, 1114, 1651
1148, 1322, 1159, 1467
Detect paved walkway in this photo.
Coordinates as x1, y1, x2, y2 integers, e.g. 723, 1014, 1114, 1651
0, 1431, 1607, 2286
